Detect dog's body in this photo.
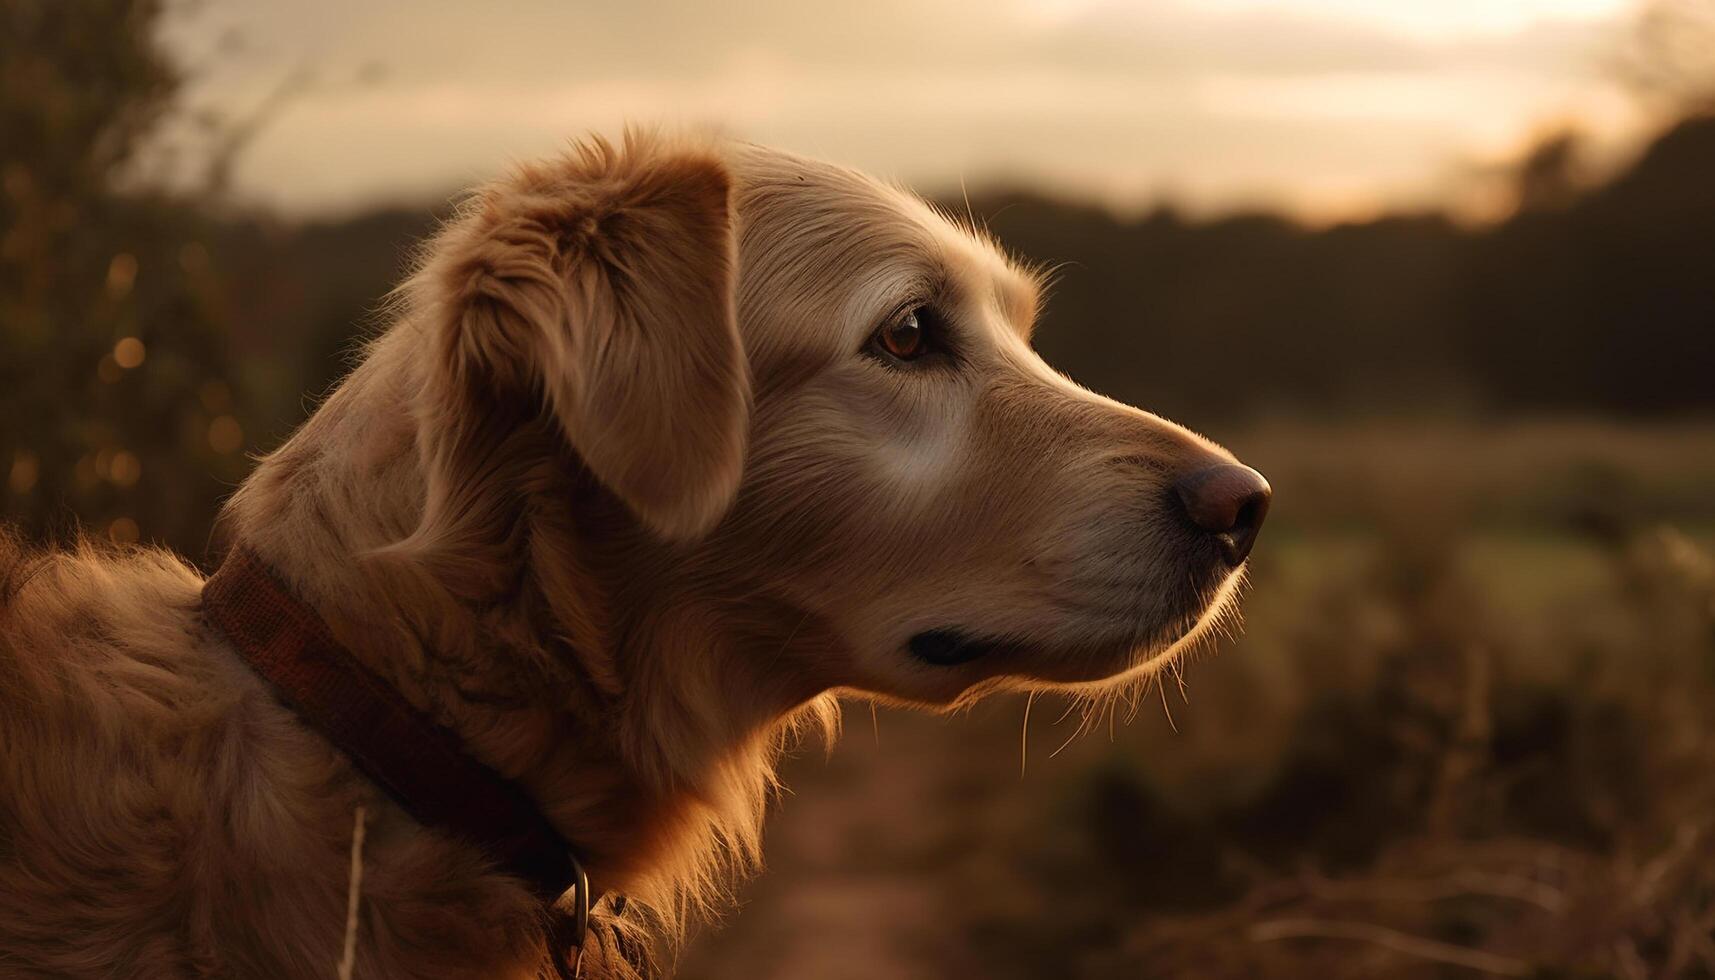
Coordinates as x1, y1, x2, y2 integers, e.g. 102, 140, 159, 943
0, 134, 1268, 978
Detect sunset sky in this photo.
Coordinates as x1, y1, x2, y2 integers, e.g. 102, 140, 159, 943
159, 0, 1659, 222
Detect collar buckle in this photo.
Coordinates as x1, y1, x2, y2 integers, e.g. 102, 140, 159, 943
551, 856, 592, 979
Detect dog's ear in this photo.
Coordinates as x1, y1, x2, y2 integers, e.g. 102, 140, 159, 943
410, 134, 748, 549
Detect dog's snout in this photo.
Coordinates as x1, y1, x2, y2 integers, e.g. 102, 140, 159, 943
1173, 463, 1271, 567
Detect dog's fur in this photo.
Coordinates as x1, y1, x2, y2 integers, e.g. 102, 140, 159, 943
0, 133, 1254, 978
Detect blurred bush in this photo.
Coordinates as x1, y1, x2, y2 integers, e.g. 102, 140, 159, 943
2, 0, 242, 551
1075, 521, 1715, 979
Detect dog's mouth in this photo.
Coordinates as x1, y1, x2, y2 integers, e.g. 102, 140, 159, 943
906, 571, 1245, 674
906, 626, 1143, 673
907, 629, 1007, 665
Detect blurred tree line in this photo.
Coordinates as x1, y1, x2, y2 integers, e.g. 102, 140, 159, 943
975, 113, 1715, 424
3, 0, 1714, 558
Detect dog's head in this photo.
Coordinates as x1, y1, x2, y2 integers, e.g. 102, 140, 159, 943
405, 132, 1268, 709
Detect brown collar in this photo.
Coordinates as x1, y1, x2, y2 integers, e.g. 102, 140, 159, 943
201, 548, 592, 974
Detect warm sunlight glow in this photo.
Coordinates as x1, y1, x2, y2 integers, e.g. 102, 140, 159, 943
1191, 0, 1632, 37
157, 0, 1657, 221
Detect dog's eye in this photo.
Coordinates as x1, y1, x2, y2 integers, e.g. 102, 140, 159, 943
870, 307, 936, 363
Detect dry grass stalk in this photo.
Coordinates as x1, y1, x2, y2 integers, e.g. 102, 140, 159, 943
1248, 917, 1532, 976
337, 806, 368, 980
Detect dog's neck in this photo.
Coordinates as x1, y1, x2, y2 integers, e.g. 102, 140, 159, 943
218, 329, 838, 922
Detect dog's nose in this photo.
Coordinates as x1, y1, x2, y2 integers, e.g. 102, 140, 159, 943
1173, 463, 1271, 567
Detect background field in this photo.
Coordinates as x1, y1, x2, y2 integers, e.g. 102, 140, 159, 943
5, 2, 1715, 977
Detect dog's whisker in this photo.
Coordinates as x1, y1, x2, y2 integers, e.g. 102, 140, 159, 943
1020, 689, 1036, 778
1157, 676, 1179, 733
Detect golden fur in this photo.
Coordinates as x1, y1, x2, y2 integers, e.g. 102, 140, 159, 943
0, 132, 1254, 978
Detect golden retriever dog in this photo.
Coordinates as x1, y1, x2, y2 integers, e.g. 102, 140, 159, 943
0, 132, 1270, 978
